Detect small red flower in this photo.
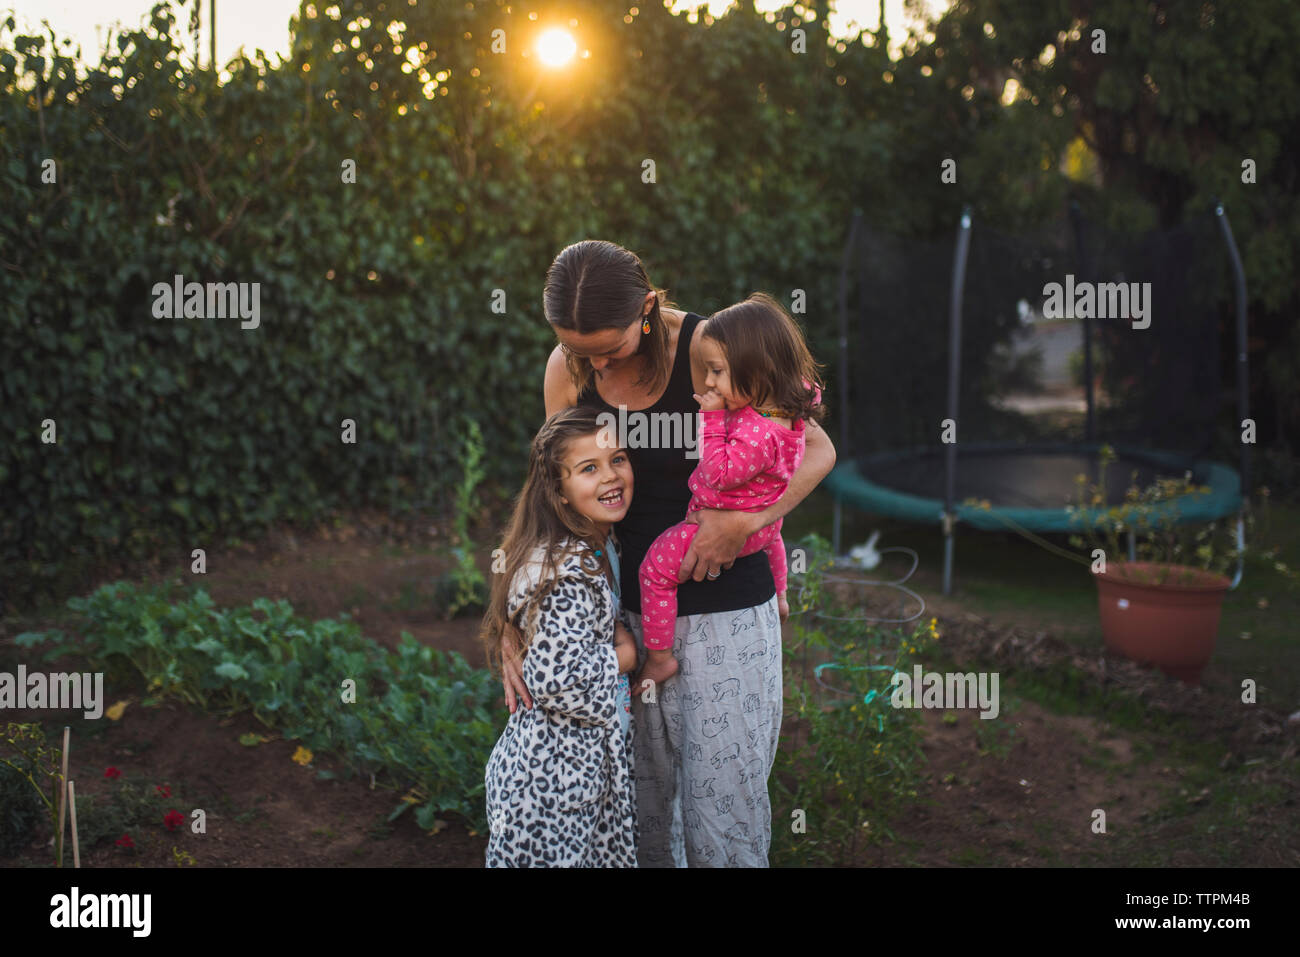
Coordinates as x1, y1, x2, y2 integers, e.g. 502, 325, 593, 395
104, 767, 122, 780
163, 809, 184, 831
115, 833, 134, 849
156, 785, 172, 798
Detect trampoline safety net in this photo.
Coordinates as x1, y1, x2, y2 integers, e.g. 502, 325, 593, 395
830, 209, 1238, 523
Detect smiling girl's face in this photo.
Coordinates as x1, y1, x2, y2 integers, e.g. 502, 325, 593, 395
558, 432, 633, 536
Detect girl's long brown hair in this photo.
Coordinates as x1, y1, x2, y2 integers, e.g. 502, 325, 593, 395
703, 292, 828, 424
543, 240, 675, 398
479, 405, 620, 675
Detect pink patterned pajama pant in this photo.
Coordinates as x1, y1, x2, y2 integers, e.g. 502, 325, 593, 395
639, 518, 786, 650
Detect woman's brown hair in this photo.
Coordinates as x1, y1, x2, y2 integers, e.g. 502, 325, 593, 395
479, 405, 620, 675
702, 292, 828, 424
543, 240, 674, 397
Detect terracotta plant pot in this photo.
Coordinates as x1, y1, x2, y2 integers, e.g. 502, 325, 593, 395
1093, 561, 1231, 685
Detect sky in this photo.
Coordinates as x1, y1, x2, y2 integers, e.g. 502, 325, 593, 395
2, 0, 950, 68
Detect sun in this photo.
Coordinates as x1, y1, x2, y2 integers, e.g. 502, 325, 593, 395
536, 28, 578, 68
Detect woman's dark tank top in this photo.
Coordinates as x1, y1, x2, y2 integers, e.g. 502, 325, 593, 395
576, 312, 776, 616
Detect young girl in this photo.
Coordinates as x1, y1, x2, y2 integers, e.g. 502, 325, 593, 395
636, 293, 826, 691
481, 405, 640, 867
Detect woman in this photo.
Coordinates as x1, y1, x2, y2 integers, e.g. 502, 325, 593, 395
501, 240, 836, 867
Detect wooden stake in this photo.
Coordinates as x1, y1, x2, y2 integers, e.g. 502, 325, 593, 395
67, 780, 80, 869
56, 726, 70, 868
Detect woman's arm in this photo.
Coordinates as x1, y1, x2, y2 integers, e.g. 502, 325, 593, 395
677, 419, 837, 582
544, 344, 578, 417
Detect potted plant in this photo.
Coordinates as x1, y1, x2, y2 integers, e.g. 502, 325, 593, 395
969, 444, 1246, 684
1068, 446, 1243, 682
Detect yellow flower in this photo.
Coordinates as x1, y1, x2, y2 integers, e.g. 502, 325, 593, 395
291, 745, 313, 766
105, 700, 129, 721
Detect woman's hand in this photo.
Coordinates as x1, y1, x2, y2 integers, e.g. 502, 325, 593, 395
679, 508, 759, 582
500, 623, 533, 713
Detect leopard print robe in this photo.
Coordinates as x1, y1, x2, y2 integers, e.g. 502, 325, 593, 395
484, 543, 637, 867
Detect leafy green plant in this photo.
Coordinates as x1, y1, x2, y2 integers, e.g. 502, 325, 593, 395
74, 770, 182, 853
0, 754, 47, 859
439, 418, 488, 620
0, 723, 61, 862
16, 580, 502, 831
1070, 445, 1244, 583
770, 534, 933, 867
966, 443, 1249, 586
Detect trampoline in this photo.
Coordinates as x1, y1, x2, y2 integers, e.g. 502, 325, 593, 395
827, 203, 1251, 594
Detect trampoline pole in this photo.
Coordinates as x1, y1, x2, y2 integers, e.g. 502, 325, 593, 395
835, 211, 861, 559
1214, 200, 1250, 589
1069, 201, 1096, 442
838, 211, 861, 460
943, 207, 973, 596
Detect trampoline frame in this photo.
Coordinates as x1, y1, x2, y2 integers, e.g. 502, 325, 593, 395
830, 202, 1252, 595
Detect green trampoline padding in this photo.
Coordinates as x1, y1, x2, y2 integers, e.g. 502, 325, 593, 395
825, 442, 1242, 533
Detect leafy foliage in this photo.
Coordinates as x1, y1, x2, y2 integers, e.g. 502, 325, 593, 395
16, 581, 502, 830
0, 0, 1055, 607
2, 0, 1297, 613
438, 417, 488, 619
0, 758, 47, 859
926, 0, 1300, 488
770, 534, 932, 866
0, 722, 60, 861
73, 772, 182, 853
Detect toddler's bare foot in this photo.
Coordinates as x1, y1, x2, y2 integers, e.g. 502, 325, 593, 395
633, 648, 679, 697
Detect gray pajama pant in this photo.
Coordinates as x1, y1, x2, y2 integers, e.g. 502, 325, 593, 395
626, 594, 783, 868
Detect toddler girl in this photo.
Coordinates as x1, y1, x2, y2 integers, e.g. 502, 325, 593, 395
481, 406, 639, 867
636, 293, 826, 691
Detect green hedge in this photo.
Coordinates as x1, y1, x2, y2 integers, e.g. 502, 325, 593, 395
4, 0, 1296, 605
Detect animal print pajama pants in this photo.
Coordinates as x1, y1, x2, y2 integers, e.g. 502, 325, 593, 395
626, 594, 783, 867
